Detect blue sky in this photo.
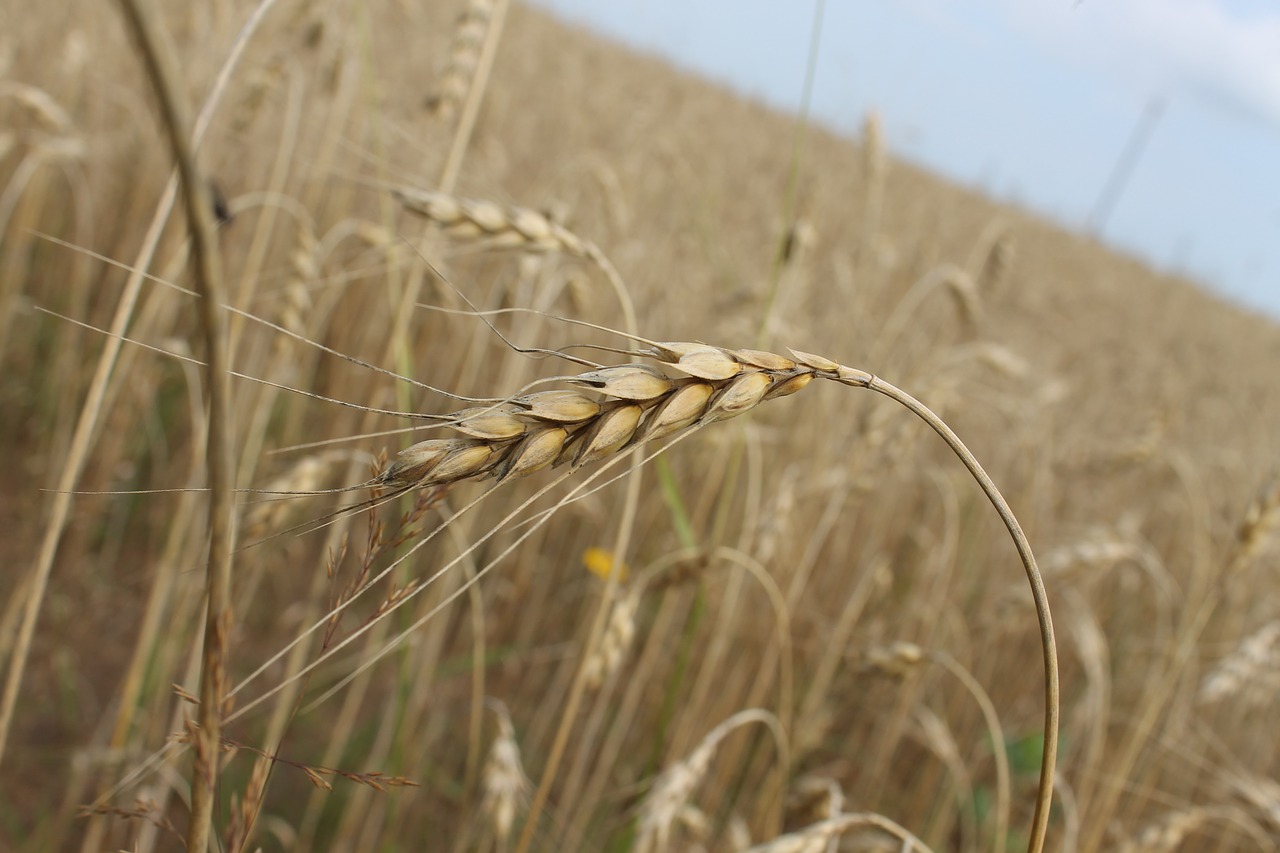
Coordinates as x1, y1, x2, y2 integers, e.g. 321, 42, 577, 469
529, 0, 1280, 319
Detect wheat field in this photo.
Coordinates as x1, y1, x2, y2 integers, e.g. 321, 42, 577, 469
2, 1, 1279, 851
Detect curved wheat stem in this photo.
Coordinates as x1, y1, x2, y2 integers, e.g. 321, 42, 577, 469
90, 331, 1056, 851
367, 340, 1057, 853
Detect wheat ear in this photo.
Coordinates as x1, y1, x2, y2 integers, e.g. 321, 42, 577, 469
429, 0, 497, 122
635, 709, 785, 853
373, 340, 1057, 853
481, 701, 530, 847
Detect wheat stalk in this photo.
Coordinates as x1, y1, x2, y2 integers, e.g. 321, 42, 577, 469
84, 318, 1057, 851
110, 2, 233, 849
11, 5, 282, 846
365, 336, 1057, 853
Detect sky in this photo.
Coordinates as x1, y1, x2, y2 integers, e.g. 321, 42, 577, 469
528, 0, 1280, 320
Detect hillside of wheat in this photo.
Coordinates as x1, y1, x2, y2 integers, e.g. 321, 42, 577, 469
2, 1, 1278, 851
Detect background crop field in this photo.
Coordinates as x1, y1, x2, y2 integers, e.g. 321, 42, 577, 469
2, 1, 1279, 850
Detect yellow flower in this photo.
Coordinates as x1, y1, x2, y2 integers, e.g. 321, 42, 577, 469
582, 547, 629, 583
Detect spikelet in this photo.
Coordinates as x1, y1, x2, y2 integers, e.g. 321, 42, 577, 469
9, 83, 73, 134
967, 219, 1017, 296
983, 230, 1016, 294
755, 468, 799, 566
281, 252, 316, 340
970, 342, 1031, 380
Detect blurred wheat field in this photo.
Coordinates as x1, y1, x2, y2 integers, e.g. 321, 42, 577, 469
2, 1, 1279, 851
